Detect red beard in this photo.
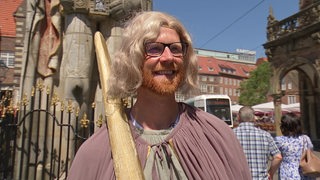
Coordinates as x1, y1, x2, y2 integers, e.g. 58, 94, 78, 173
141, 65, 185, 95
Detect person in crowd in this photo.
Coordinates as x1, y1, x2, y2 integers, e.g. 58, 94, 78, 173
234, 106, 282, 180
275, 112, 314, 180
68, 11, 251, 179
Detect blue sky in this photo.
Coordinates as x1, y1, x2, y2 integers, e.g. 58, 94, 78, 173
153, 0, 299, 58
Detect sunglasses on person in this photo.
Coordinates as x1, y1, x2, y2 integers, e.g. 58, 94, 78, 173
144, 42, 188, 57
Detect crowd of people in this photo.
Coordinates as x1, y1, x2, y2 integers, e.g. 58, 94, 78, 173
234, 106, 315, 180
67, 11, 315, 180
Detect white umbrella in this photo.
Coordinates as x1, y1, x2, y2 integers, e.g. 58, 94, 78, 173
282, 103, 300, 112
231, 104, 243, 112
252, 102, 288, 112
252, 102, 274, 112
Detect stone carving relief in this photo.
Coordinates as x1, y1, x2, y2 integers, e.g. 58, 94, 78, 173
95, 0, 106, 11
300, 0, 313, 10
311, 32, 320, 43
108, 0, 145, 20
315, 59, 320, 71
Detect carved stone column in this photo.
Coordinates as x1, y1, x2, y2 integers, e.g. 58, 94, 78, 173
272, 93, 284, 136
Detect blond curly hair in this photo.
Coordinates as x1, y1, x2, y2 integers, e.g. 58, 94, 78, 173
107, 11, 198, 98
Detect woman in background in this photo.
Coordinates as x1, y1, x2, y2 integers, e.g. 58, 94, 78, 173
275, 112, 314, 180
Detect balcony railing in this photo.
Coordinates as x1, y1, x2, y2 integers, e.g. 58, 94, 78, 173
267, 2, 320, 42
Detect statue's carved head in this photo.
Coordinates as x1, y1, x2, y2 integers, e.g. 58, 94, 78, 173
109, 0, 145, 21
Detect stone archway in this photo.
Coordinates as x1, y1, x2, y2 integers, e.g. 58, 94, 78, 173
269, 57, 320, 144
264, 2, 320, 149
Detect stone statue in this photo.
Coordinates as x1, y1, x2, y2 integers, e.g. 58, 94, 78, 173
57, 0, 151, 118
21, 0, 151, 115
300, 0, 313, 9
20, 0, 62, 102
18, 0, 152, 179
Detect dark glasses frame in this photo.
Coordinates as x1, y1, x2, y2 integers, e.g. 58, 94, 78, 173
144, 42, 188, 57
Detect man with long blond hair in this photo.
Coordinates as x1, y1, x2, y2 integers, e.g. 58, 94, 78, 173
68, 11, 251, 180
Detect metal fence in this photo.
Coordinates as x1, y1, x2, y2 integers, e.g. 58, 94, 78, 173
0, 86, 103, 180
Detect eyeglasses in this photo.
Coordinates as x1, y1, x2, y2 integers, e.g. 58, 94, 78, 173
144, 42, 188, 57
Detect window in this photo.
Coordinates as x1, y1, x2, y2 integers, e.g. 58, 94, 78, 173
207, 85, 214, 93
224, 88, 228, 94
0, 52, 14, 68
200, 84, 207, 93
236, 89, 240, 96
288, 81, 292, 89
281, 79, 286, 90
208, 76, 214, 82
208, 67, 214, 71
288, 95, 296, 104
201, 76, 207, 81
175, 92, 185, 102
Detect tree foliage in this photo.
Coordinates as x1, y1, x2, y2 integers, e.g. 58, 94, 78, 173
239, 62, 272, 106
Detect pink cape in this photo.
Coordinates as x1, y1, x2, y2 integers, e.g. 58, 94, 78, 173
68, 103, 251, 180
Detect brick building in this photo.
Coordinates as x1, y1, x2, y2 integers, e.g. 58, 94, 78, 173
176, 48, 257, 104
175, 49, 300, 106
0, 0, 24, 99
